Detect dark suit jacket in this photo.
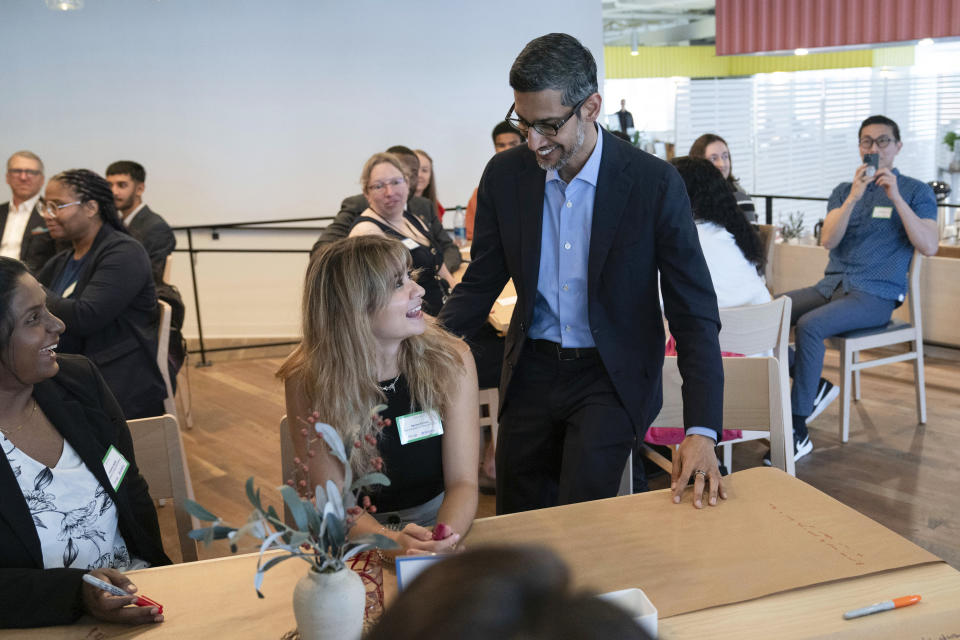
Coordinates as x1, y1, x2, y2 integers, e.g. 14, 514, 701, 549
0, 200, 59, 274
312, 194, 462, 272
0, 355, 170, 628
439, 129, 723, 435
127, 205, 176, 283
37, 225, 167, 420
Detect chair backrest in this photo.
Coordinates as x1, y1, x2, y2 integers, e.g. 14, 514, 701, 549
717, 296, 791, 364
654, 296, 795, 474
755, 224, 776, 287
157, 300, 175, 415
128, 414, 198, 562
907, 252, 923, 330
162, 253, 173, 284
279, 416, 295, 526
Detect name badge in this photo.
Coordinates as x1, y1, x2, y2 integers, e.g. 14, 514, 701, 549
62, 281, 77, 298
102, 445, 130, 491
872, 206, 893, 219
395, 410, 443, 445
401, 237, 420, 251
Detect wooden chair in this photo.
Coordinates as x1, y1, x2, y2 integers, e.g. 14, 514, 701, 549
643, 296, 795, 476
826, 252, 926, 443
715, 296, 793, 474
279, 416, 296, 526
755, 224, 776, 290
157, 301, 177, 418
162, 254, 173, 284
477, 386, 499, 450
128, 414, 199, 562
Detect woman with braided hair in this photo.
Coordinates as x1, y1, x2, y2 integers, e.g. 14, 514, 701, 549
36, 169, 166, 419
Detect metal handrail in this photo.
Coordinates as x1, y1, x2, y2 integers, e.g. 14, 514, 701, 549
750, 193, 960, 225
173, 196, 960, 365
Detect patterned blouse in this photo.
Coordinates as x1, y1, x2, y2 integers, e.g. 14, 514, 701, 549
2, 435, 139, 571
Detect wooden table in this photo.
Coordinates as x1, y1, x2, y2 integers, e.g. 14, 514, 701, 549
10, 469, 960, 638
464, 467, 960, 639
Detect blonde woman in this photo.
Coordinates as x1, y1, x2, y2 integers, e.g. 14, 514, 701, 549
278, 236, 478, 556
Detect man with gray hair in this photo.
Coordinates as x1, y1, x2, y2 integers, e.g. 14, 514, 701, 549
1, 151, 57, 273
440, 33, 726, 514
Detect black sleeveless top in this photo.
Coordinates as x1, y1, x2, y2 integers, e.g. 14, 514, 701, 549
352, 211, 447, 315
367, 375, 445, 513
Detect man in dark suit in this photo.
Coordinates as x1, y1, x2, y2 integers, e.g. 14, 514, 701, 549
1, 150, 57, 273
439, 33, 726, 514
105, 161, 176, 283
311, 145, 461, 272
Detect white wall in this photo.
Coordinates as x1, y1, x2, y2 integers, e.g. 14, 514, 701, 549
2, 0, 604, 340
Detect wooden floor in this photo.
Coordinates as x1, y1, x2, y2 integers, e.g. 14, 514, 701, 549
168, 348, 960, 569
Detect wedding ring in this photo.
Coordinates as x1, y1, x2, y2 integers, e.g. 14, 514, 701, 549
694, 469, 707, 479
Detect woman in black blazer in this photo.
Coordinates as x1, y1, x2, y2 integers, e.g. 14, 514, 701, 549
36, 169, 166, 420
0, 257, 170, 628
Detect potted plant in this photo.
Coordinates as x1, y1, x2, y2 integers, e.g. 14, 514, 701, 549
779, 211, 805, 244
945, 131, 960, 171
185, 410, 397, 640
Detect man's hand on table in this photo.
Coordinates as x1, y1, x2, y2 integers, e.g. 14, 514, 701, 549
671, 434, 726, 509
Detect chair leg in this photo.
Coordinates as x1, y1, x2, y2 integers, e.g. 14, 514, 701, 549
722, 442, 732, 473
839, 344, 852, 443
914, 340, 927, 424
852, 351, 861, 401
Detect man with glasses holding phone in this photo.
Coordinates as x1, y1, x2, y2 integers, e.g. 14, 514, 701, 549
1, 151, 58, 273
774, 115, 939, 465
440, 33, 725, 514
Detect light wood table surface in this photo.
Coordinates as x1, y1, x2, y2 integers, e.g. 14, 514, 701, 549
464, 467, 960, 639
9, 469, 960, 639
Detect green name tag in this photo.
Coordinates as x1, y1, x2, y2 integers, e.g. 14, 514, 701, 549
872, 206, 893, 219
396, 410, 443, 445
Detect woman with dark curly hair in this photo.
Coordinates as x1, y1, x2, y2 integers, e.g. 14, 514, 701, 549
37, 169, 166, 419
670, 157, 771, 308
689, 133, 757, 222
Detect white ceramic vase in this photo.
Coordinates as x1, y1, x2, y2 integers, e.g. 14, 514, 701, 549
292, 566, 366, 640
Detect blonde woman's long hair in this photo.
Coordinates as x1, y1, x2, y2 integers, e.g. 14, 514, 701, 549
277, 235, 464, 473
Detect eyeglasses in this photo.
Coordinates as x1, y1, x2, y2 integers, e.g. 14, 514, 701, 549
367, 177, 406, 192
7, 169, 42, 178
42, 200, 82, 216
505, 95, 588, 137
859, 136, 894, 150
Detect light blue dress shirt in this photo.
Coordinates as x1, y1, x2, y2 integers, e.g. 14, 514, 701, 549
528, 126, 603, 347
527, 126, 716, 443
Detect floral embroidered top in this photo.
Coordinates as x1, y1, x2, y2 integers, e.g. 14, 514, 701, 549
2, 435, 139, 571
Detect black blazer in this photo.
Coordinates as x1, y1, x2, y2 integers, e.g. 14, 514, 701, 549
0, 355, 170, 628
127, 205, 176, 283
439, 129, 724, 435
313, 194, 462, 272
0, 200, 58, 274
37, 225, 166, 420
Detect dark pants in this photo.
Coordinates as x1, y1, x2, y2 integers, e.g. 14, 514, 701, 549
495, 342, 635, 515
785, 285, 896, 418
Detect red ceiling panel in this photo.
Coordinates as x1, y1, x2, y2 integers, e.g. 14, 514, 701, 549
716, 0, 960, 55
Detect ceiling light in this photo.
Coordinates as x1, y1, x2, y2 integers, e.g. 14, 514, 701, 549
46, 0, 83, 9
794, 48, 809, 56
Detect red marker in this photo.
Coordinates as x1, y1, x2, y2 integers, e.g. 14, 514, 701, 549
82, 574, 164, 614
843, 595, 920, 620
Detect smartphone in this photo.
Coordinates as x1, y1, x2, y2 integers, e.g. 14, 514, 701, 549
863, 153, 879, 178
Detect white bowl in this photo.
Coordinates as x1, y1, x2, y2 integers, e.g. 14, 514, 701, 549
597, 587, 658, 638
